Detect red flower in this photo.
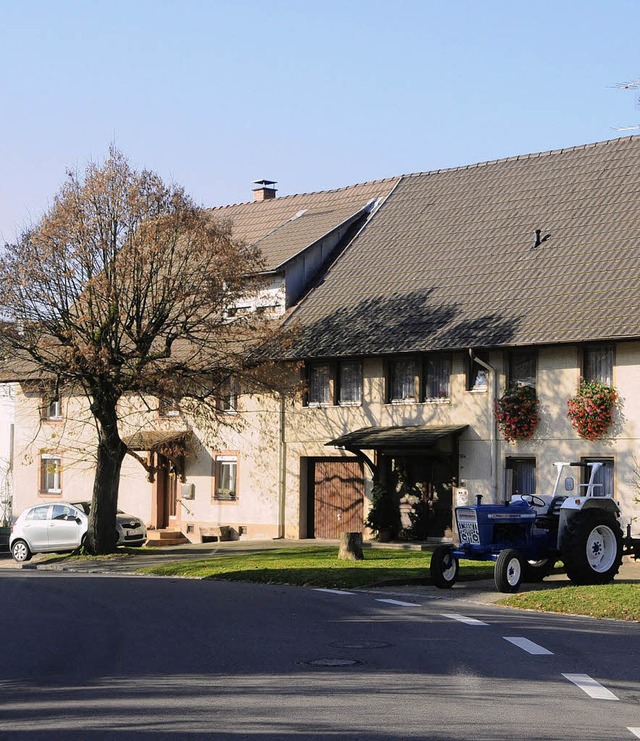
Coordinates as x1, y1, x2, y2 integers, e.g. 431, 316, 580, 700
495, 384, 539, 443
567, 380, 618, 440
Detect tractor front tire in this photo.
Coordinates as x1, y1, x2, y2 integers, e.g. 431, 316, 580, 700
494, 549, 524, 593
561, 509, 623, 585
430, 545, 459, 589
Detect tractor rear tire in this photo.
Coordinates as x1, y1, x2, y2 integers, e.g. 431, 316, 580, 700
561, 509, 623, 585
430, 545, 459, 589
494, 549, 524, 593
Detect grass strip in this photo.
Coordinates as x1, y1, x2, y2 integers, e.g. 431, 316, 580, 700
499, 583, 640, 622
139, 546, 493, 588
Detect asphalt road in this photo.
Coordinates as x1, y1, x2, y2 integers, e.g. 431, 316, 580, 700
0, 570, 638, 740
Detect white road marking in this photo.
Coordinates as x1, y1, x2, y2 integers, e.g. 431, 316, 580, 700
441, 613, 489, 626
503, 637, 553, 655
376, 598, 420, 607
313, 588, 354, 595
562, 673, 619, 700
628, 728, 640, 738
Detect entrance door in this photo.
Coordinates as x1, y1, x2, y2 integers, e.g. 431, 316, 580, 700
312, 459, 364, 539
388, 455, 456, 538
155, 454, 179, 529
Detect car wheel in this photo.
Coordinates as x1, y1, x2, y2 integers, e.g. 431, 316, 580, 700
12, 539, 32, 563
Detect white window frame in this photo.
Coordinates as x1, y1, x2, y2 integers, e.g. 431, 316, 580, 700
40, 453, 62, 494
214, 455, 238, 501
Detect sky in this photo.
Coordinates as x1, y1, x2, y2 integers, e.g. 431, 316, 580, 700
1, 0, 639, 242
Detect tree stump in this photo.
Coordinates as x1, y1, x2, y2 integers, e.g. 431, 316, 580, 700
338, 532, 364, 561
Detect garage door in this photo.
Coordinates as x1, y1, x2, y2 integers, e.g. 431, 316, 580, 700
313, 460, 365, 539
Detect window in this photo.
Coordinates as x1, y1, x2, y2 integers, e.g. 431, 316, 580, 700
305, 361, 363, 407
26, 505, 50, 521
337, 361, 362, 405
52, 504, 78, 521
389, 357, 418, 402
307, 363, 332, 406
583, 345, 614, 385
159, 397, 180, 418
214, 456, 237, 500
43, 395, 62, 420
468, 351, 490, 391
423, 354, 452, 400
508, 350, 537, 388
217, 376, 239, 412
582, 457, 614, 498
505, 458, 536, 497
40, 454, 61, 494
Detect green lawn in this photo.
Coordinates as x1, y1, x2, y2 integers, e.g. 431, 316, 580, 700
498, 583, 640, 621
139, 546, 493, 588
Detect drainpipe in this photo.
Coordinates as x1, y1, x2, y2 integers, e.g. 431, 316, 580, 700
469, 350, 498, 503
276, 393, 286, 539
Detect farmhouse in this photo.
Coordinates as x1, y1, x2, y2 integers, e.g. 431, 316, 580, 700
3, 136, 640, 543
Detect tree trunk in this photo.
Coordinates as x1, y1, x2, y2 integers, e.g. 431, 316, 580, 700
86, 389, 127, 555
338, 532, 364, 561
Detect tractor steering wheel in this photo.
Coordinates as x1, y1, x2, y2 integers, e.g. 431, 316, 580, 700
522, 494, 547, 508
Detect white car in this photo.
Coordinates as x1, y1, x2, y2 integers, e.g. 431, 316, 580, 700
10, 501, 147, 562
71, 501, 147, 549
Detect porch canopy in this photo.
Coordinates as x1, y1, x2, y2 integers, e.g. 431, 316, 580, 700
123, 430, 192, 451
326, 424, 468, 453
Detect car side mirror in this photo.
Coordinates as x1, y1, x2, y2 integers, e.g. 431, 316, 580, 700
75, 517, 82, 525
565, 477, 575, 492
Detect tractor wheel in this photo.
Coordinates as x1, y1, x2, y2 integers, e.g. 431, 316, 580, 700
430, 545, 459, 589
523, 558, 555, 583
494, 549, 524, 593
561, 509, 623, 585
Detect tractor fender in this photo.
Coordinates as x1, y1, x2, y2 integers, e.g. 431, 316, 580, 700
557, 503, 620, 550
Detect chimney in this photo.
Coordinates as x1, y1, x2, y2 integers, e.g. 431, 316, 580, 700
252, 179, 277, 201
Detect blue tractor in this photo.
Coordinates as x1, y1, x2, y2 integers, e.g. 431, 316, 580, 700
430, 461, 639, 593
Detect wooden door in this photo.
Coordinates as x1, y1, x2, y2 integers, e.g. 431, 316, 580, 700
155, 454, 179, 529
313, 460, 364, 539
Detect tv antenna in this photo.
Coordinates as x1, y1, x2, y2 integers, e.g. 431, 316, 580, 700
608, 79, 640, 90
609, 77, 640, 133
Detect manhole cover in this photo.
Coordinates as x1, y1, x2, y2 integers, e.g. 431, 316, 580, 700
299, 658, 364, 667
329, 641, 392, 649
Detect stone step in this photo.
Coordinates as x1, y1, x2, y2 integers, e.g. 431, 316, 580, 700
146, 529, 190, 547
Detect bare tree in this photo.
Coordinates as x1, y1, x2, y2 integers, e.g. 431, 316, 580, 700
0, 147, 294, 554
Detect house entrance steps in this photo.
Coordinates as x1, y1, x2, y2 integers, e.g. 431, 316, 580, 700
145, 528, 190, 547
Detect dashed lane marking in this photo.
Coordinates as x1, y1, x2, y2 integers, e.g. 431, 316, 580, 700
441, 613, 489, 626
503, 637, 553, 655
562, 673, 619, 700
628, 728, 640, 738
376, 598, 421, 607
313, 589, 355, 595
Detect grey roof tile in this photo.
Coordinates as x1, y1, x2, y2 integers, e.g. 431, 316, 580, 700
287, 137, 640, 358
208, 178, 399, 271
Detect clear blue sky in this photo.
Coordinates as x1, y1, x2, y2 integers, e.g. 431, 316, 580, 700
1, 0, 639, 241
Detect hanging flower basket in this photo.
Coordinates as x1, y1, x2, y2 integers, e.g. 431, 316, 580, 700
567, 380, 618, 441
495, 384, 539, 442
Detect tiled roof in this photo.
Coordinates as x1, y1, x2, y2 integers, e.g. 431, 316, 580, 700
208, 178, 400, 271
287, 137, 640, 358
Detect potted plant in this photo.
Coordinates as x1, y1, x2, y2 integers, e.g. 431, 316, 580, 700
567, 379, 618, 440
364, 481, 400, 541
495, 384, 539, 442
